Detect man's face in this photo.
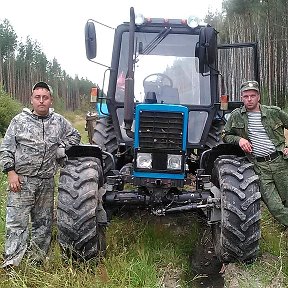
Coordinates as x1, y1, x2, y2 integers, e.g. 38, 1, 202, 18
241, 90, 260, 112
31, 88, 53, 116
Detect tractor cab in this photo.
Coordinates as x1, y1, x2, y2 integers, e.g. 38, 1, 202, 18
115, 27, 212, 106
85, 9, 218, 149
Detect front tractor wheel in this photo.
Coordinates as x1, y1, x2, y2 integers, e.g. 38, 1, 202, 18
212, 155, 261, 263
57, 157, 106, 261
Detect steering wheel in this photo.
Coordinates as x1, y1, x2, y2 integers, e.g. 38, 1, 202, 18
143, 73, 173, 88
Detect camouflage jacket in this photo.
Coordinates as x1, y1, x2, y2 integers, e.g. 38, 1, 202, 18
222, 104, 288, 161
0, 108, 81, 178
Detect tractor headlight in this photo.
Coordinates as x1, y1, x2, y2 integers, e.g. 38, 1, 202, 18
136, 153, 152, 169
167, 154, 182, 170
135, 13, 145, 25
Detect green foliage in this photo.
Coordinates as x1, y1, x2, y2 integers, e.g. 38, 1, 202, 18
0, 18, 97, 112
0, 19, 17, 59
52, 94, 66, 113
0, 88, 22, 137
260, 205, 288, 263
63, 112, 89, 143
223, 0, 263, 15
78, 77, 95, 96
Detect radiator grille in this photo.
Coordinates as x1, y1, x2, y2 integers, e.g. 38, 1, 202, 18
139, 111, 183, 149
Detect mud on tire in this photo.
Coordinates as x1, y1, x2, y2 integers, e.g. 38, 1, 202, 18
57, 157, 106, 261
212, 155, 261, 263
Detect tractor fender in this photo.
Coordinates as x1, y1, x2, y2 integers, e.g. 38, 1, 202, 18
200, 143, 245, 175
66, 144, 103, 167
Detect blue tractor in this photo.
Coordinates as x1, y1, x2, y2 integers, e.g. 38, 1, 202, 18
57, 7, 261, 264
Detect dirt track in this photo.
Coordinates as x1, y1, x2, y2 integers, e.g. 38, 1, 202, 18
189, 227, 224, 288
152, 213, 224, 288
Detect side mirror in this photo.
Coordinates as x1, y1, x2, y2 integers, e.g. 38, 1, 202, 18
85, 21, 97, 60
196, 27, 217, 74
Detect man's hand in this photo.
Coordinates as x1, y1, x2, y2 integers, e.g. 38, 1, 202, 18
56, 147, 68, 167
7, 170, 21, 192
239, 138, 253, 153
283, 147, 288, 156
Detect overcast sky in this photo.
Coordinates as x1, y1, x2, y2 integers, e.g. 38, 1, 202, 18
1, 0, 223, 85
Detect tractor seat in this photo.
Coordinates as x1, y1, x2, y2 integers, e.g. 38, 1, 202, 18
157, 85, 180, 104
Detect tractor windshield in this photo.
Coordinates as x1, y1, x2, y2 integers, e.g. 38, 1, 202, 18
115, 31, 211, 106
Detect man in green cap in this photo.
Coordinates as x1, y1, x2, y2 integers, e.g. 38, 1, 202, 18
222, 80, 288, 227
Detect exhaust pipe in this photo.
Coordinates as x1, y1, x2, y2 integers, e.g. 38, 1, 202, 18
124, 7, 135, 138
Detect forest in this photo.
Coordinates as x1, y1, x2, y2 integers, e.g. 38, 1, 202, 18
207, 0, 288, 108
0, 0, 288, 112
0, 19, 95, 112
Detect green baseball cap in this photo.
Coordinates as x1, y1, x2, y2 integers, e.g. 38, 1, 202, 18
240, 80, 259, 93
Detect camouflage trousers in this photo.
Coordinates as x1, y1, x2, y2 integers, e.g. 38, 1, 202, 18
254, 155, 288, 226
2, 175, 54, 268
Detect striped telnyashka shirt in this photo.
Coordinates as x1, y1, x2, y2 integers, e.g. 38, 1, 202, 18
247, 112, 276, 157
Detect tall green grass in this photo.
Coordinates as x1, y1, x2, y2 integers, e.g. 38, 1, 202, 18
1, 179, 288, 287
224, 206, 288, 287
0, 180, 204, 288
1, 114, 288, 287
62, 111, 89, 144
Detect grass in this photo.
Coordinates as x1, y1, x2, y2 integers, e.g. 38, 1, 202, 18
0, 179, 204, 287
1, 184, 288, 288
63, 111, 89, 144
1, 115, 288, 287
224, 205, 288, 287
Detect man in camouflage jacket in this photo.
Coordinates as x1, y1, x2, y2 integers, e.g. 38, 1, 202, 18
0, 82, 81, 268
222, 80, 288, 227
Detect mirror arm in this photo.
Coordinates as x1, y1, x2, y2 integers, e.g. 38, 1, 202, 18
87, 19, 115, 30
88, 59, 111, 69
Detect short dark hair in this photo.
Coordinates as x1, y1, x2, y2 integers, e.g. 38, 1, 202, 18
32, 81, 53, 95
